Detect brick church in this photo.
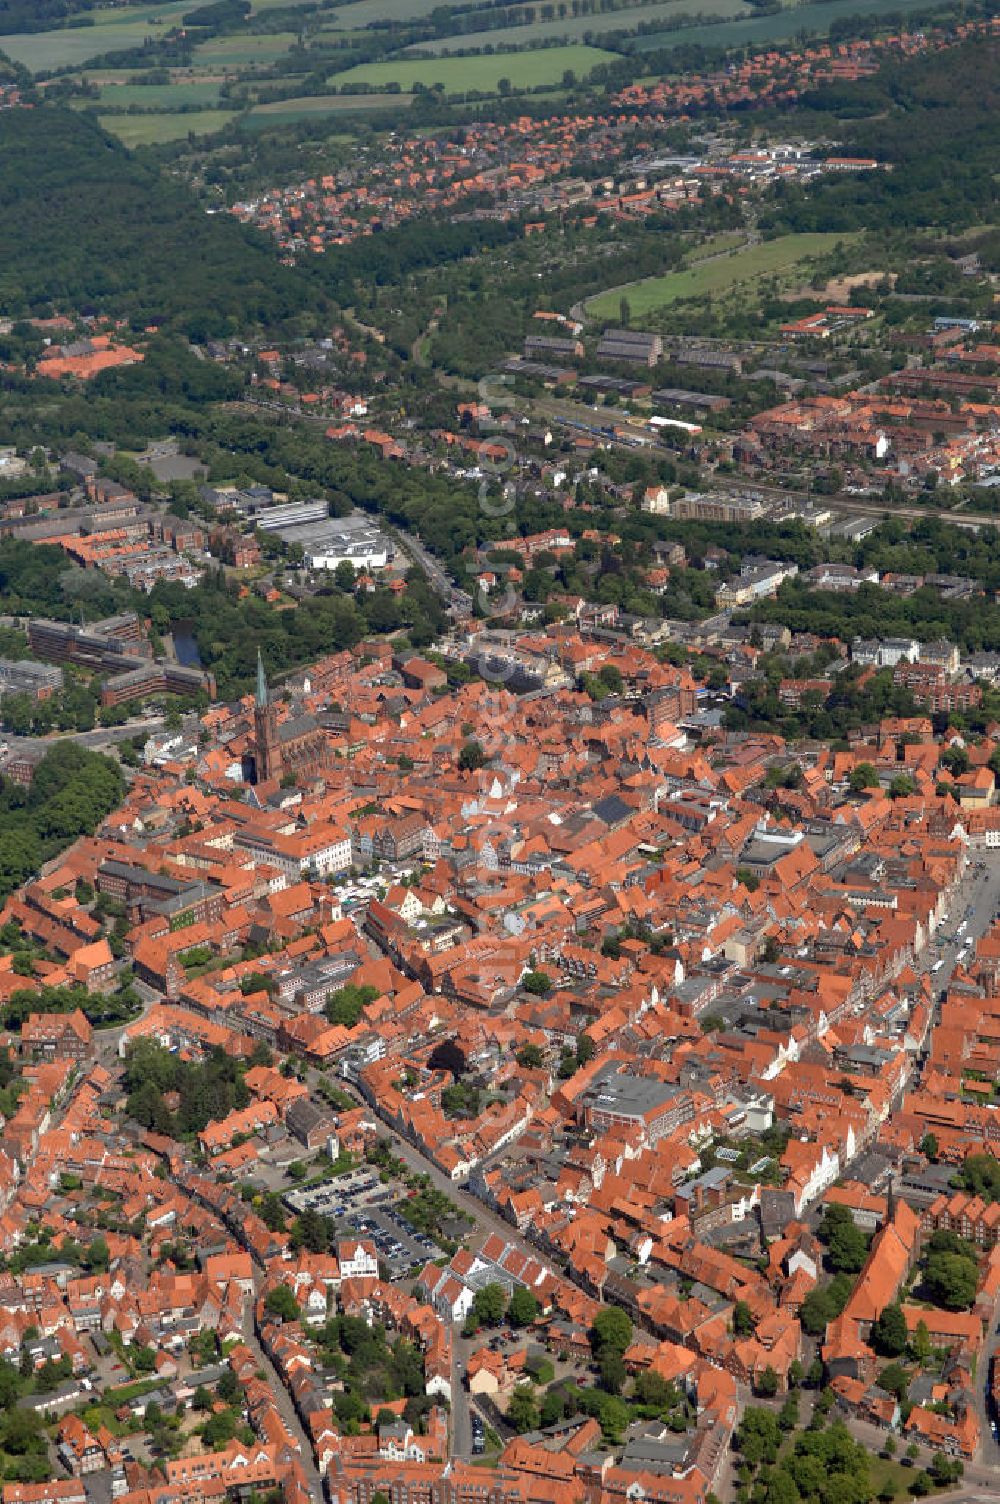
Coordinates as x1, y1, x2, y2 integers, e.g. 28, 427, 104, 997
245, 651, 336, 785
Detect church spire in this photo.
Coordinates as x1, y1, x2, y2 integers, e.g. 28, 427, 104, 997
256, 648, 268, 710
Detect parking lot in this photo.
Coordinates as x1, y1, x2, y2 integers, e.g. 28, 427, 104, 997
349, 1205, 442, 1279
284, 1177, 446, 1279
284, 1167, 393, 1219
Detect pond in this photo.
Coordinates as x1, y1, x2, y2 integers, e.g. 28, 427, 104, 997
172, 621, 203, 669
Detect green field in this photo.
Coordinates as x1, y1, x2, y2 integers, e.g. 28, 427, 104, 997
77, 80, 224, 108
86, 0, 189, 24
586, 233, 854, 319
329, 43, 617, 92
99, 108, 238, 144
322, 0, 459, 26
415, 0, 752, 52
633, 0, 938, 47
246, 91, 413, 122
192, 31, 299, 65
0, 0, 204, 71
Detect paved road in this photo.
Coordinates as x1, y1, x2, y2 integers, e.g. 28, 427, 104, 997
451, 1330, 474, 1460
975, 1318, 1000, 1470
393, 526, 471, 613
97, 980, 161, 1065
931, 856, 1000, 973
0, 719, 165, 765
906, 853, 1000, 1467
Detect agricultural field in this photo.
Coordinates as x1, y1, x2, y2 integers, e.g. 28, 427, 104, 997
586, 233, 854, 319
191, 32, 300, 66
321, 0, 461, 27
74, 80, 224, 109
98, 108, 239, 145
0, 15, 184, 72
633, 0, 937, 48
328, 43, 618, 92
412, 0, 753, 53
245, 92, 414, 123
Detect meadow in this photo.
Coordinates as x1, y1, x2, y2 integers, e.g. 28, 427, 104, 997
0, 13, 185, 72
586, 233, 853, 319
321, 0, 464, 26
191, 32, 300, 66
633, 0, 941, 47
76, 80, 224, 109
413, 0, 753, 53
328, 43, 617, 92
98, 109, 239, 145
245, 92, 413, 123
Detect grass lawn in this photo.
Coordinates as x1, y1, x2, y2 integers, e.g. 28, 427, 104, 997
586, 233, 857, 320
688, 229, 747, 259
328, 43, 617, 92
415, 0, 751, 52
99, 109, 238, 145
868, 1455, 923, 1500
246, 91, 412, 122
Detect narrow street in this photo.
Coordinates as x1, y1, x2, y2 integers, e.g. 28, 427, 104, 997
451, 1331, 474, 1461
241, 1279, 326, 1504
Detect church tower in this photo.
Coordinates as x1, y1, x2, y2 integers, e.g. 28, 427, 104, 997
253, 649, 282, 784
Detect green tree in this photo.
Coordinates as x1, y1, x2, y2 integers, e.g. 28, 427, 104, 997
264, 1285, 300, 1322
733, 1299, 754, 1337
458, 739, 487, 772
924, 1250, 978, 1310
590, 1306, 632, 1360
872, 1303, 907, 1358
879, 1363, 909, 1401
522, 971, 553, 996
819, 1204, 870, 1274
849, 763, 879, 793
599, 1351, 627, 1394
634, 1371, 675, 1409
472, 1282, 506, 1328
507, 1384, 539, 1433
508, 1287, 539, 1327
910, 1319, 932, 1364
778, 1393, 799, 1430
